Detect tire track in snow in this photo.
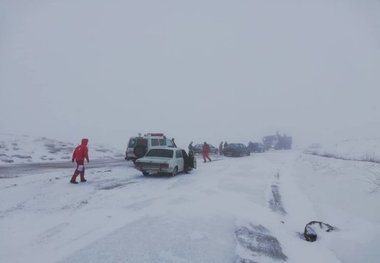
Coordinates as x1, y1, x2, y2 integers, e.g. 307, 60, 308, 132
269, 172, 287, 216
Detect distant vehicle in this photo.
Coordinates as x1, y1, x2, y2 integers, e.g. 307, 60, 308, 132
192, 144, 219, 154
134, 147, 197, 176
125, 133, 175, 162
263, 133, 292, 150
247, 142, 265, 153
262, 135, 279, 150
223, 143, 250, 157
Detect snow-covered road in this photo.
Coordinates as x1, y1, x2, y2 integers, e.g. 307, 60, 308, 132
1, 151, 379, 263
0, 159, 127, 178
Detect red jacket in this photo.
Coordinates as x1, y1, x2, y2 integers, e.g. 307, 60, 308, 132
72, 138, 89, 162
202, 143, 210, 155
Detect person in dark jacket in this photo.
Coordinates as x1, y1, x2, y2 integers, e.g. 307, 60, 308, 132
171, 138, 177, 147
202, 142, 212, 162
70, 138, 90, 184
188, 141, 194, 153
219, 141, 223, 155
224, 141, 228, 148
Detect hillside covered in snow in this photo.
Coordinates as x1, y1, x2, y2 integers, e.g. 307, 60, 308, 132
0, 133, 124, 165
305, 138, 380, 164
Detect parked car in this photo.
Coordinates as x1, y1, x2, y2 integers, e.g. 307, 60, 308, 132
192, 144, 219, 154
223, 143, 250, 157
248, 142, 265, 153
125, 133, 175, 162
134, 147, 197, 176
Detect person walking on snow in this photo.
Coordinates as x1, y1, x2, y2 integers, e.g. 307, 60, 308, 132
70, 138, 89, 184
188, 141, 194, 153
219, 141, 223, 155
171, 138, 177, 147
202, 142, 212, 162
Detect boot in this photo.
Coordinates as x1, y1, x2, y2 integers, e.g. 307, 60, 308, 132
80, 173, 87, 182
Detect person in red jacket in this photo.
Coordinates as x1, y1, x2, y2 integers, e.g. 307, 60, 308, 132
202, 142, 212, 163
70, 138, 90, 184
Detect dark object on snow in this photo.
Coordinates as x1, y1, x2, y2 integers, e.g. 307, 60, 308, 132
235, 224, 287, 261
235, 258, 257, 263
269, 184, 287, 215
304, 221, 336, 242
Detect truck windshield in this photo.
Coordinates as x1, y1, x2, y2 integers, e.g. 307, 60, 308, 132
146, 149, 173, 158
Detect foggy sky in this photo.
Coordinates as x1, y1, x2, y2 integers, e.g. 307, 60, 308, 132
1, 0, 380, 149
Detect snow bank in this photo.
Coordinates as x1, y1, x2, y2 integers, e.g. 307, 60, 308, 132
0, 133, 123, 165
305, 138, 380, 163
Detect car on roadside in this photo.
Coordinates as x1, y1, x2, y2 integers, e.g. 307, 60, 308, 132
247, 142, 265, 153
125, 133, 176, 162
192, 143, 219, 154
134, 147, 197, 176
223, 143, 250, 157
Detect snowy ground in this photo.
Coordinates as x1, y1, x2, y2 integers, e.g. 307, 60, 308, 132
1, 145, 380, 262
0, 133, 124, 165
305, 138, 380, 163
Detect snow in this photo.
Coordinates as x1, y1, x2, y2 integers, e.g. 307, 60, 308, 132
1, 136, 379, 262
0, 133, 124, 165
305, 138, 380, 163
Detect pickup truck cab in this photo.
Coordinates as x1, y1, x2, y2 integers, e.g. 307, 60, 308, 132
134, 147, 196, 176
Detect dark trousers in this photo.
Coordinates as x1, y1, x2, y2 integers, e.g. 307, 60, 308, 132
203, 152, 211, 162
71, 161, 86, 182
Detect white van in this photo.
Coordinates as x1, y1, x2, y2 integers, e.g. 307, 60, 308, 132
125, 133, 176, 162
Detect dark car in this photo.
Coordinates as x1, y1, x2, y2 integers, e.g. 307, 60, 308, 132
192, 144, 219, 154
247, 142, 265, 153
223, 143, 250, 157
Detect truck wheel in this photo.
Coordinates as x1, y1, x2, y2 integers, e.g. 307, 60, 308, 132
171, 167, 178, 177
142, 171, 149, 176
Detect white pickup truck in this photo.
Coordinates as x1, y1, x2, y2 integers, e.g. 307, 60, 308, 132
134, 147, 197, 176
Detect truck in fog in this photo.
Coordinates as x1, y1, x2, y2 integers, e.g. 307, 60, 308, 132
262, 133, 292, 150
